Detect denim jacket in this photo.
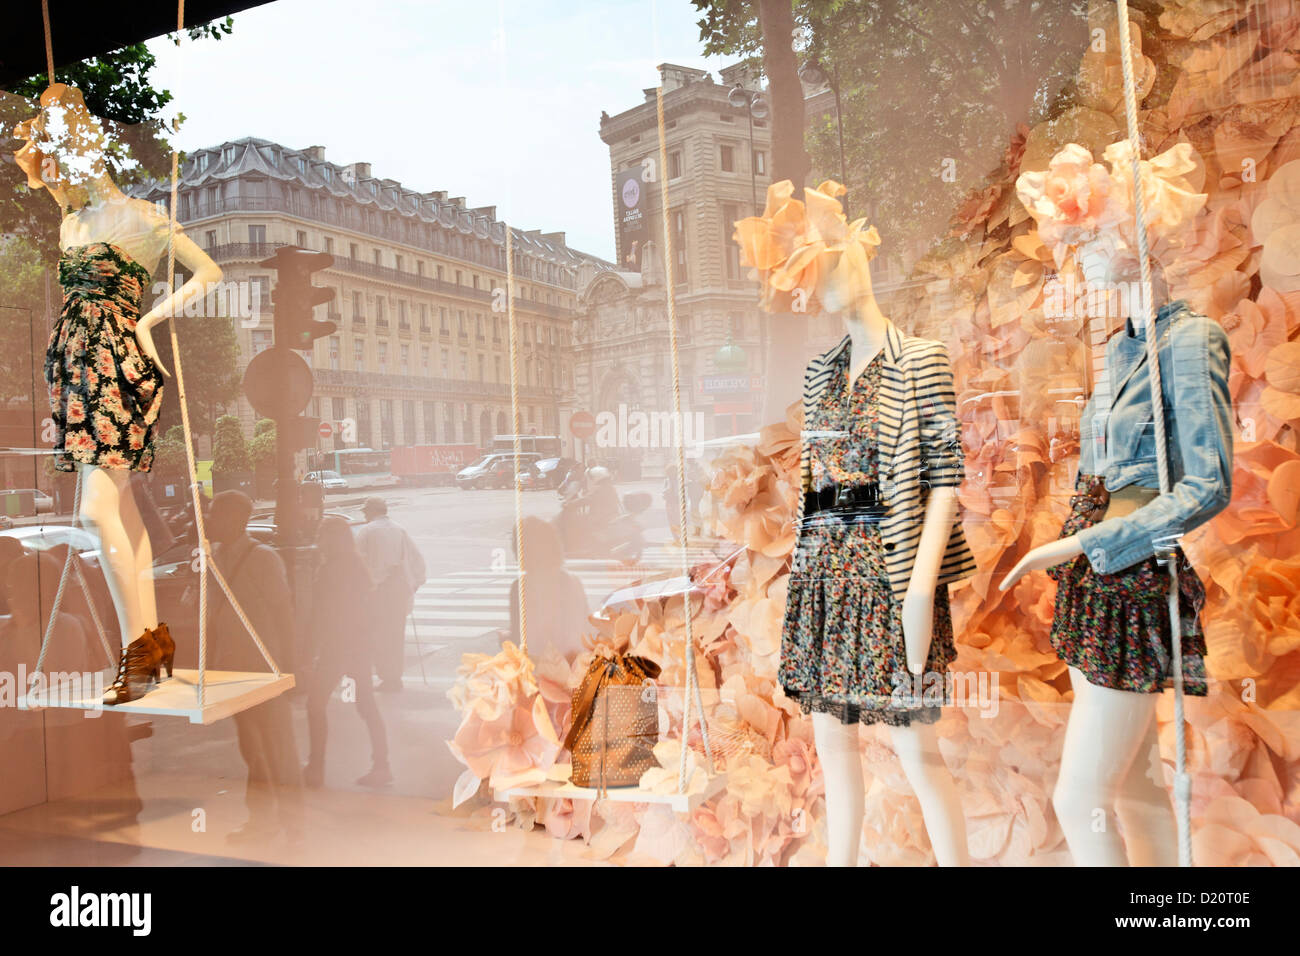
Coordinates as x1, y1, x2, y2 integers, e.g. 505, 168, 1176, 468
1074, 300, 1233, 574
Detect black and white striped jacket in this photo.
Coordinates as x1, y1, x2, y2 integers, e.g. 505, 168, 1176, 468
795, 323, 976, 600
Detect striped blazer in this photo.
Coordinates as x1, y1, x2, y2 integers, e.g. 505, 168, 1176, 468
795, 323, 976, 601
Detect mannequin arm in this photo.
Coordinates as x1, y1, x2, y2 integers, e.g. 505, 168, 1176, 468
901, 486, 957, 675
998, 534, 1084, 592
136, 229, 222, 376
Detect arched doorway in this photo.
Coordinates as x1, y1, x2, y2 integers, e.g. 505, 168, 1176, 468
479, 409, 493, 447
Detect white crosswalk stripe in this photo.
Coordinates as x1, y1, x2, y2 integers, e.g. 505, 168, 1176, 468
404, 541, 732, 646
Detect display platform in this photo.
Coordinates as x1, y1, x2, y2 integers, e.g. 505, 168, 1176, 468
495, 772, 727, 813
19, 669, 295, 724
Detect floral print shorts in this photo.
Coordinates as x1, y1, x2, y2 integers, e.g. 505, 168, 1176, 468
1048, 474, 1208, 695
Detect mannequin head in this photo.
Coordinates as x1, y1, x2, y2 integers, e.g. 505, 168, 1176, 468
1017, 139, 1206, 303
13, 83, 117, 212
733, 179, 881, 318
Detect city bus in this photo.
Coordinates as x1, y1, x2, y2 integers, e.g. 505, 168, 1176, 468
307, 448, 398, 489
490, 434, 562, 458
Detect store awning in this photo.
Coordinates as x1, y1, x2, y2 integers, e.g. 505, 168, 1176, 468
0, 0, 274, 89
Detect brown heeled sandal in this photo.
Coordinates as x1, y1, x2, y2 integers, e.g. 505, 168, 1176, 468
151, 622, 176, 679
103, 630, 163, 706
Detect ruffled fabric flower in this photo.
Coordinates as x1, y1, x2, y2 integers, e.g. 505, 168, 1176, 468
733, 179, 880, 315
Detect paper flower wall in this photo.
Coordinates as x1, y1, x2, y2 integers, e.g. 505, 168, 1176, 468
446, 2, 1300, 866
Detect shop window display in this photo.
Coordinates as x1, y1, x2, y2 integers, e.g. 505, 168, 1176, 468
0, 0, 1295, 891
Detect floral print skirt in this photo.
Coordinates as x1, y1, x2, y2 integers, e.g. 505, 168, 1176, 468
47, 242, 164, 473
779, 514, 957, 727
1048, 475, 1208, 695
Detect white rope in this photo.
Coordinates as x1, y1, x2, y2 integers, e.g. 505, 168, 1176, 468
505, 227, 527, 659
1116, 0, 1192, 867
655, 87, 714, 791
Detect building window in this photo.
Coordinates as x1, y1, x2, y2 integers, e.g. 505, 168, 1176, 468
458, 311, 466, 336
398, 300, 409, 328
204, 230, 217, 250
459, 352, 468, 378
248, 224, 266, 244
378, 341, 389, 373
424, 401, 437, 442
723, 203, 742, 280
296, 229, 307, 247
352, 290, 363, 318
353, 339, 365, 370
753, 150, 767, 176
440, 349, 450, 376
349, 242, 359, 260
329, 336, 340, 370
400, 343, 410, 373
332, 396, 346, 425
324, 236, 334, 254
672, 208, 688, 284
395, 254, 404, 272
494, 356, 502, 382
421, 345, 431, 374
381, 400, 395, 447
419, 304, 430, 332
373, 249, 383, 266
668, 150, 682, 180
402, 400, 415, 444
439, 307, 448, 333
477, 354, 485, 381
720, 145, 735, 172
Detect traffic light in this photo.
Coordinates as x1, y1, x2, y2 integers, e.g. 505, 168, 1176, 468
258, 246, 336, 351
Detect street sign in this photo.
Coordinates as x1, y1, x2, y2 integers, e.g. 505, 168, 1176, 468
569, 410, 597, 440
318, 421, 333, 439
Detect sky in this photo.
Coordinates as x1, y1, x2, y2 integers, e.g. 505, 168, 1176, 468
145, 0, 735, 262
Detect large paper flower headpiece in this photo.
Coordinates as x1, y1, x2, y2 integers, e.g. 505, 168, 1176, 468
1015, 140, 1206, 267
732, 179, 881, 315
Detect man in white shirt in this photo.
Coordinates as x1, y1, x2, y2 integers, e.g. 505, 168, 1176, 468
354, 497, 426, 692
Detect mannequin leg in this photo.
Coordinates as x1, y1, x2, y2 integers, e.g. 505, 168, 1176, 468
79, 465, 152, 646
889, 721, 970, 866
811, 711, 864, 867
1114, 707, 1178, 866
1053, 665, 1157, 866
118, 475, 157, 629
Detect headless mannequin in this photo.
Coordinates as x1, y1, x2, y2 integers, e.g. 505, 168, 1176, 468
14, 84, 222, 648
999, 244, 1177, 867
815, 287, 970, 867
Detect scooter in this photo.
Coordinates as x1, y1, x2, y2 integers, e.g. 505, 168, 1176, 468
555, 491, 650, 563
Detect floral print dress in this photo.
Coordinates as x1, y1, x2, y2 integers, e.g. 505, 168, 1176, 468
46, 242, 163, 473
779, 348, 957, 727
1048, 474, 1208, 695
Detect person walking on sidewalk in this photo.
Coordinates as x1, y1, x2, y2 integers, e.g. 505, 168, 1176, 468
354, 496, 426, 693
303, 515, 391, 788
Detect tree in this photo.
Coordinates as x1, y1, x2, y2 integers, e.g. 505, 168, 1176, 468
153, 308, 242, 438
248, 418, 276, 472
211, 414, 249, 475
152, 424, 188, 476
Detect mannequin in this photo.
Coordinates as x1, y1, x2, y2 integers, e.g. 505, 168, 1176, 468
14, 84, 221, 701
1002, 141, 1231, 866
816, 290, 970, 868
737, 180, 974, 866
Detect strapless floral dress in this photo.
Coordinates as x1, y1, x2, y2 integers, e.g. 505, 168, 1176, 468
46, 241, 163, 472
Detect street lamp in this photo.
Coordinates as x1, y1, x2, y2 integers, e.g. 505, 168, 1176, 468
798, 58, 849, 219
728, 85, 770, 215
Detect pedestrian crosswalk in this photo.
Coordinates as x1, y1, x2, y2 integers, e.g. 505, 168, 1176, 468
404, 540, 736, 647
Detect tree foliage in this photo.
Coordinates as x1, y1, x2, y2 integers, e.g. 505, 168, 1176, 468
211, 414, 249, 475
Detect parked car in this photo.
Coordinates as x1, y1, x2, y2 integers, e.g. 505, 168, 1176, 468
0, 488, 55, 517
0, 524, 100, 558
517, 456, 577, 491
457, 452, 540, 490
303, 470, 348, 493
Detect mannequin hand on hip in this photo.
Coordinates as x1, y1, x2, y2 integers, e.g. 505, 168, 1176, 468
998, 536, 1084, 592
901, 588, 935, 676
